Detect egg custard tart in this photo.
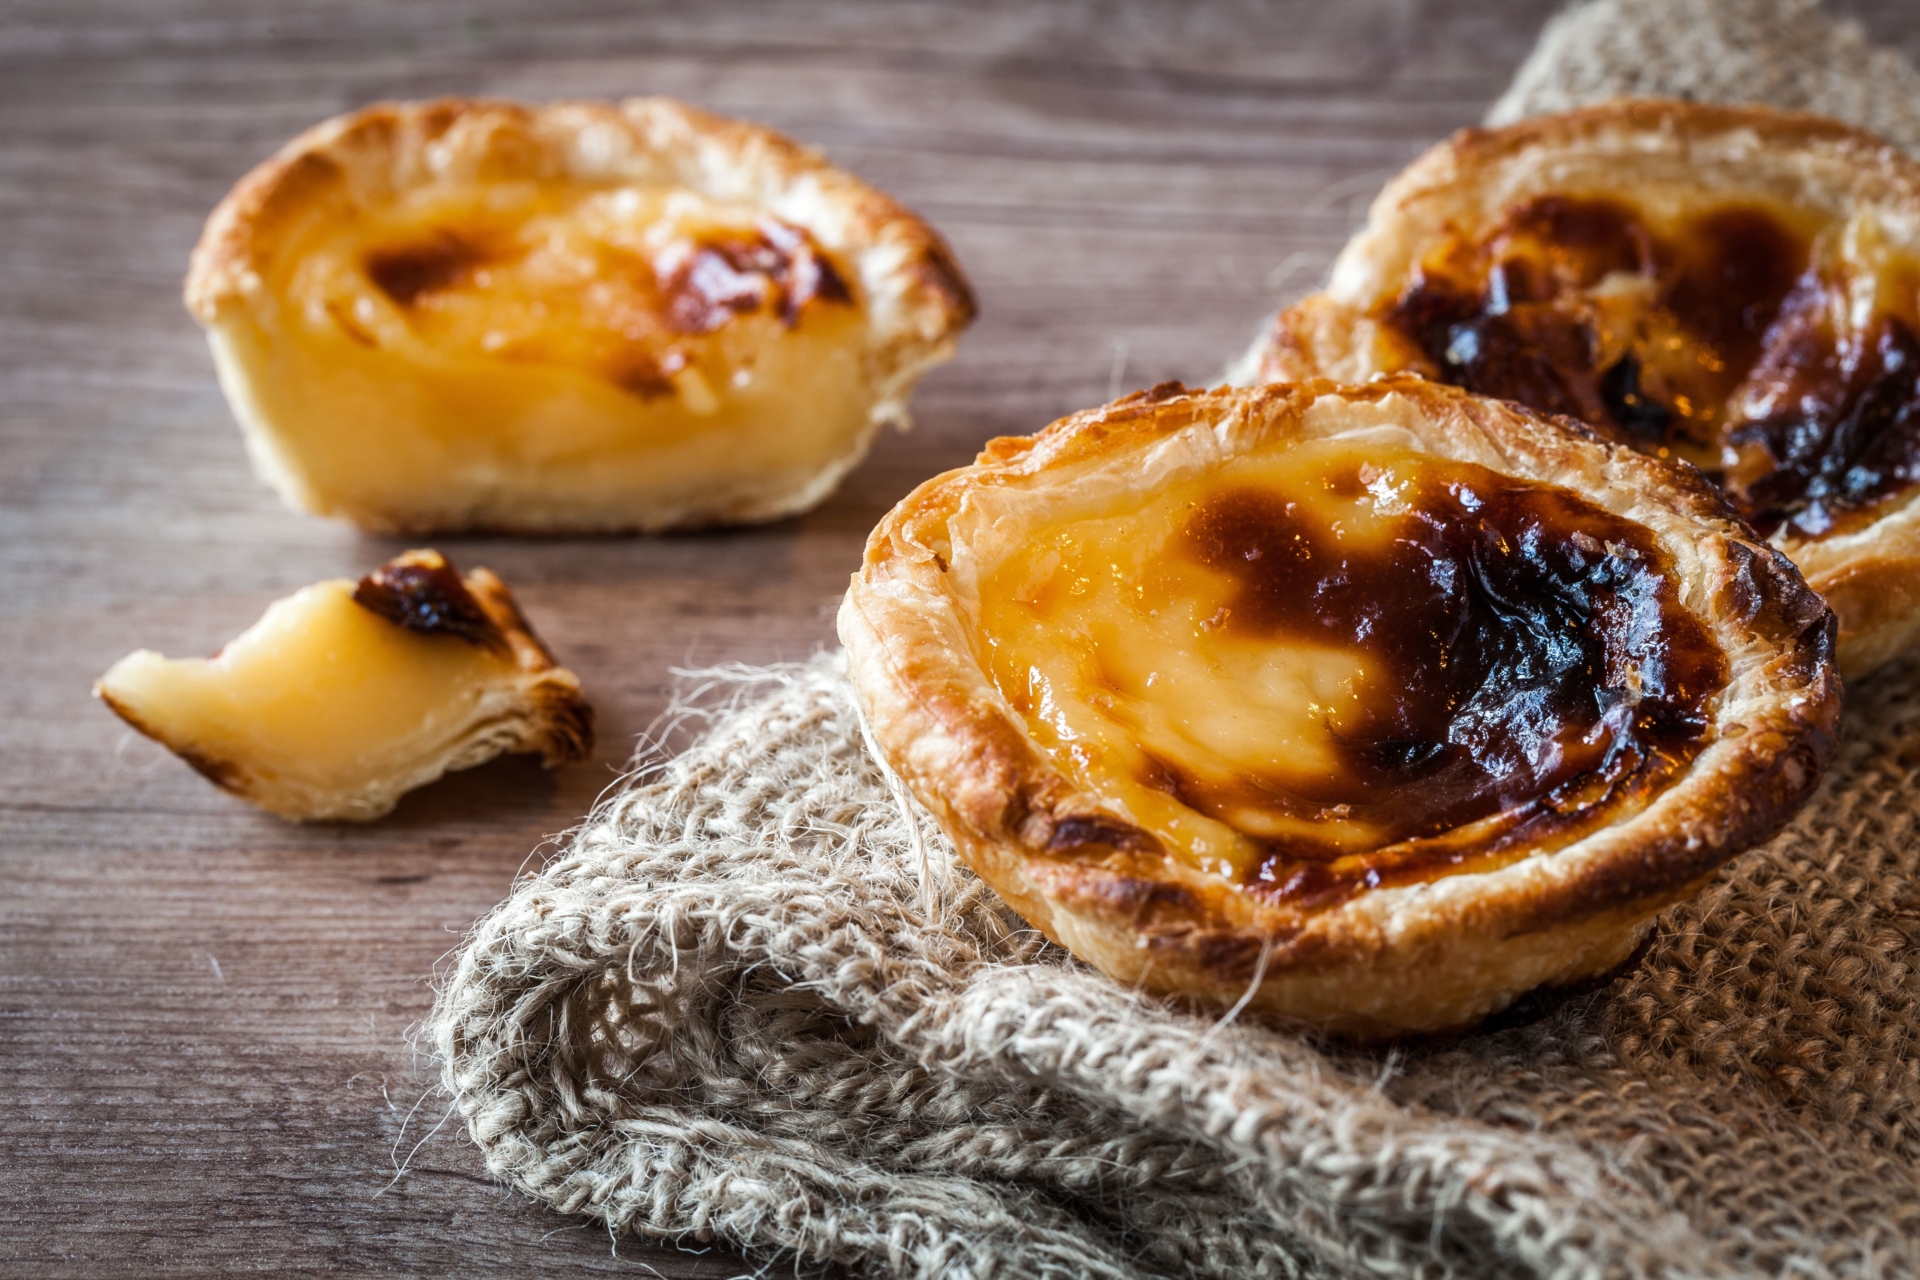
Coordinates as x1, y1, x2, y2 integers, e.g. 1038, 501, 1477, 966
841, 378, 1838, 1037
185, 98, 975, 534
95, 550, 591, 821
1237, 100, 1920, 678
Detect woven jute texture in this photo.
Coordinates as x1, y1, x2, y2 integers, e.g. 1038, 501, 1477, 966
431, 4, 1920, 1277
1487, 0, 1920, 150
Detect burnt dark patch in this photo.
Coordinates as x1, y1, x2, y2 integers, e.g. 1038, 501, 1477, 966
664, 217, 852, 334
1382, 196, 1669, 426
1387, 272, 1604, 422
1727, 307, 1920, 537
365, 232, 490, 306
1373, 196, 1920, 534
352, 552, 504, 650
1166, 459, 1726, 904
1663, 206, 1806, 374
1507, 195, 1655, 282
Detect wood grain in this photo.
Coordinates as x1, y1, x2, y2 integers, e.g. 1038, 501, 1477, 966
5, 1, 1918, 1274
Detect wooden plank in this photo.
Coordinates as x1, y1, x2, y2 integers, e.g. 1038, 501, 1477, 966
5, 0, 1917, 1273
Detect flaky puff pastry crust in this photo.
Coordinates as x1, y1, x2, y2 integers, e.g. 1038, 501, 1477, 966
186, 97, 975, 534
840, 378, 1838, 1038
1234, 100, 1920, 679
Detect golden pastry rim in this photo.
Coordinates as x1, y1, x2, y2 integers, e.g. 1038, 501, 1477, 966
839, 377, 1840, 1037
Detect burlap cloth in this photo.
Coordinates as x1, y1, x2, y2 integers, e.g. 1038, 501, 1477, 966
429, 4, 1920, 1276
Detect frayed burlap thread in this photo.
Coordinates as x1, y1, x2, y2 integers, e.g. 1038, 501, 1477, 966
433, 3, 1920, 1275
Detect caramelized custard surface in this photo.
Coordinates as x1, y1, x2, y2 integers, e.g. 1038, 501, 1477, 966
289, 183, 859, 406
1383, 194, 1920, 539
978, 439, 1725, 901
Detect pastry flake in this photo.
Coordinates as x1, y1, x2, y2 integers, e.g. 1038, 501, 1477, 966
841, 378, 1839, 1037
1235, 99, 1920, 677
185, 98, 975, 534
95, 550, 592, 821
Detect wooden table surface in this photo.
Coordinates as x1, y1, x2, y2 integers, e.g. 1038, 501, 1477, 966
7, 2, 1920, 1275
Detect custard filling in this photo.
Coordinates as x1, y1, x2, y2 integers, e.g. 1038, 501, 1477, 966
977, 439, 1726, 901
1382, 193, 1920, 539
284, 182, 863, 418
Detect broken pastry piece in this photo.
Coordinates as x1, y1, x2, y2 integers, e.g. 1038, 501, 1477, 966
95, 551, 591, 821
842, 379, 1839, 1037
184, 97, 975, 534
1235, 100, 1920, 677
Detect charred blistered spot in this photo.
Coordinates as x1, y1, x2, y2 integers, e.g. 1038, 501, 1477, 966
365, 231, 491, 306
1383, 196, 1666, 425
352, 551, 506, 651
1727, 311, 1920, 537
1387, 272, 1605, 423
1714, 539, 1771, 632
1158, 459, 1728, 907
1794, 591, 1841, 670
760, 217, 852, 320
1373, 196, 1920, 536
667, 246, 768, 332
665, 217, 853, 334
1718, 538, 1838, 669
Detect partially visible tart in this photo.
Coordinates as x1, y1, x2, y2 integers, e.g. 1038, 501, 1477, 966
95, 550, 591, 821
1235, 100, 1920, 677
841, 378, 1838, 1038
186, 97, 975, 534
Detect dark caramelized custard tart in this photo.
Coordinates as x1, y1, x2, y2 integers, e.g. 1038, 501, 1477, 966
841, 379, 1838, 1037
1241, 100, 1920, 676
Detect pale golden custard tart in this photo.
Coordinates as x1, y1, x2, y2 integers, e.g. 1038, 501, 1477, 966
95, 550, 591, 821
185, 98, 975, 533
1235, 100, 1920, 678
840, 378, 1838, 1038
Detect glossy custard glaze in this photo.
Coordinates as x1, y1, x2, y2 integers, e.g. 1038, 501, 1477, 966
1383, 194, 1920, 539
978, 438, 1726, 903
292, 183, 859, 408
